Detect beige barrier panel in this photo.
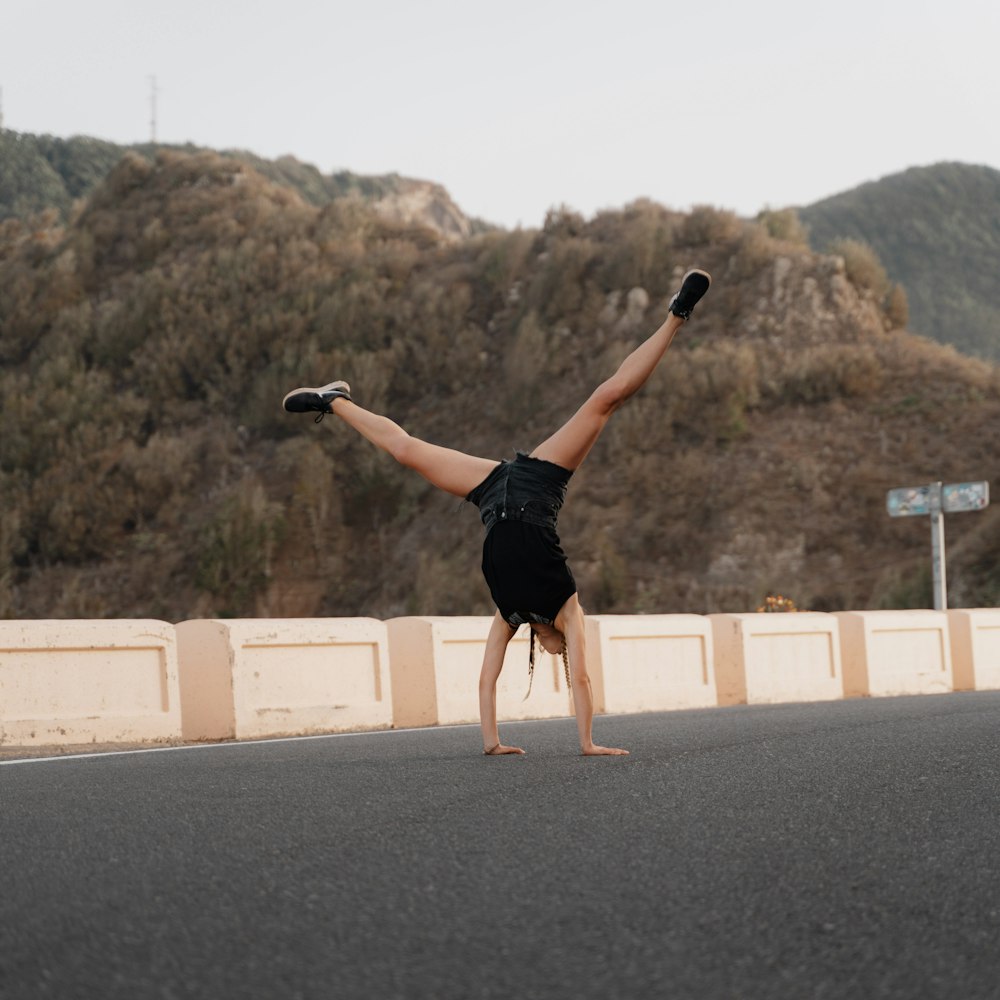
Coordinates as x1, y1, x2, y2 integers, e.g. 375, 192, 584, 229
175, 618, 391, 741
584, 615, 714, 714
0, 620, 182, 746
710, 613, 843, 706
947, 609, 1000, 691
835, 610, 953, 698
387, 617, 573, 728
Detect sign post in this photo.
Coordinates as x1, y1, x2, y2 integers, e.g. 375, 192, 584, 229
886, 481, 989, 610
929, 484, 945, 611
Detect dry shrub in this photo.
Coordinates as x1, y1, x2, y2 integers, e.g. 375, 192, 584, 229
766, 342, 883, 404
728, 223, 776, 282
756, 208, 809, 245
196, 478, 286, 616
590, 200, 680, 295
528, 234, 598, 321
680, 205, 743, 246
475, 228, 534, 293
502, 311, 551, 423
664, 341, 760, 440
829, 238, 890, 299
885, 283, 909, 329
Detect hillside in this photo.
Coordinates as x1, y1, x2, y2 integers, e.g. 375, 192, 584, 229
800, 163, 1000, 361
2, 150, 1000, 621
7, 134, 999, 361
0, 129, 482, 241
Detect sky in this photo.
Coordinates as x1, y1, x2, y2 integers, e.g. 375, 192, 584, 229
3, 0, 998, 228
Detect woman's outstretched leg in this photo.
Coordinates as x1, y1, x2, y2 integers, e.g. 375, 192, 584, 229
283, 382, 498, 498
331, 399, 499, 498
531, 268, 710, 471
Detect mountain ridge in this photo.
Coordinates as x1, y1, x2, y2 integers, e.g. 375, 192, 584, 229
0, 129, 487, 242
4, 131, 997, 361
799, 161, 1000, 361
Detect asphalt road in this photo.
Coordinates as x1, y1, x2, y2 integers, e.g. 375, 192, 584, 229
3, 693, 1000, 1000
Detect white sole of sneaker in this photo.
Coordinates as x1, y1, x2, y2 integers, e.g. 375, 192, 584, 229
282, 380, 351, 410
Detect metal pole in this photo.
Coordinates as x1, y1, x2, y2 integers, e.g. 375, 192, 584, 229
929, 481, 946, 610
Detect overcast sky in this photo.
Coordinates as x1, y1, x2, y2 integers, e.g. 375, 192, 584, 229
3, 0, 997, 228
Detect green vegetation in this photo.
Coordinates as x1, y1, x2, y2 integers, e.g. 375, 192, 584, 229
2, 148, 1000, 620
800, 162, 1000, 361
0, 130, 490, 236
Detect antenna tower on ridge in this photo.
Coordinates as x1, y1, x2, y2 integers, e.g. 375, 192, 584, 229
149, 76, 158, 143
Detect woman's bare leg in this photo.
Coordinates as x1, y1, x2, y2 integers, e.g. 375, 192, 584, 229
531, 267, 710, 470
531, 311, 685, 471
554, 595, 628, 756
330, 398, 498, 498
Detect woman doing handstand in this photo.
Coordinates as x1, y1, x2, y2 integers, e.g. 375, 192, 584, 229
283, 268, 711, 757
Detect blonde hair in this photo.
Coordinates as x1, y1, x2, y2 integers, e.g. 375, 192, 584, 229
525, 629, 571, 700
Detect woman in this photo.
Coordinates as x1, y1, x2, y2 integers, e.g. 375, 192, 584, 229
283, 268, 711, 757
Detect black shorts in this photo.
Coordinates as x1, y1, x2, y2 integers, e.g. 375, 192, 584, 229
481, 519, 577, 628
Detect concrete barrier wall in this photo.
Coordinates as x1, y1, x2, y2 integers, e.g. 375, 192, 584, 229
175, 618, 391, 741
0, 619, 182, 746
5, 610, 998, 748
836, 610, 953, 698
585, 615, 715, 714
387, 617, 573, 728
948, 609, 1000, 692
710, 613, 843, 706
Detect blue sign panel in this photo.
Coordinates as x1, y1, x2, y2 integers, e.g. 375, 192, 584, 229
942, 481, 989, 513
886, 485, 933, 517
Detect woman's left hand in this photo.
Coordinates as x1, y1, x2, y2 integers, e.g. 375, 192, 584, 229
483, 743, 526, 756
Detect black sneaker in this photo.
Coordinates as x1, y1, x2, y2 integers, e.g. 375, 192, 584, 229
668, 269, 712, 319
282, 380, 352, 423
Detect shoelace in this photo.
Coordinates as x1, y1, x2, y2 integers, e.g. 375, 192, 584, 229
315, 389, 350, 422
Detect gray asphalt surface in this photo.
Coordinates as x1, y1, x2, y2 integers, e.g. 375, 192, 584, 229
3, 693, 1000, 1000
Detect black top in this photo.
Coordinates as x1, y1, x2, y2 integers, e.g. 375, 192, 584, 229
466, 453, 577, 627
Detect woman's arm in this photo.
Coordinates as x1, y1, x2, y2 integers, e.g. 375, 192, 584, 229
478, 611, 524, 755
557, 596, 629, 756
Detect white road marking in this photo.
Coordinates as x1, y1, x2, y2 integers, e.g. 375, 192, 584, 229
0, 717, 562, 766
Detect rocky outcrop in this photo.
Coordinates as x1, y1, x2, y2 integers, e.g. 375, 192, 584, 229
368, 178, 474, 241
